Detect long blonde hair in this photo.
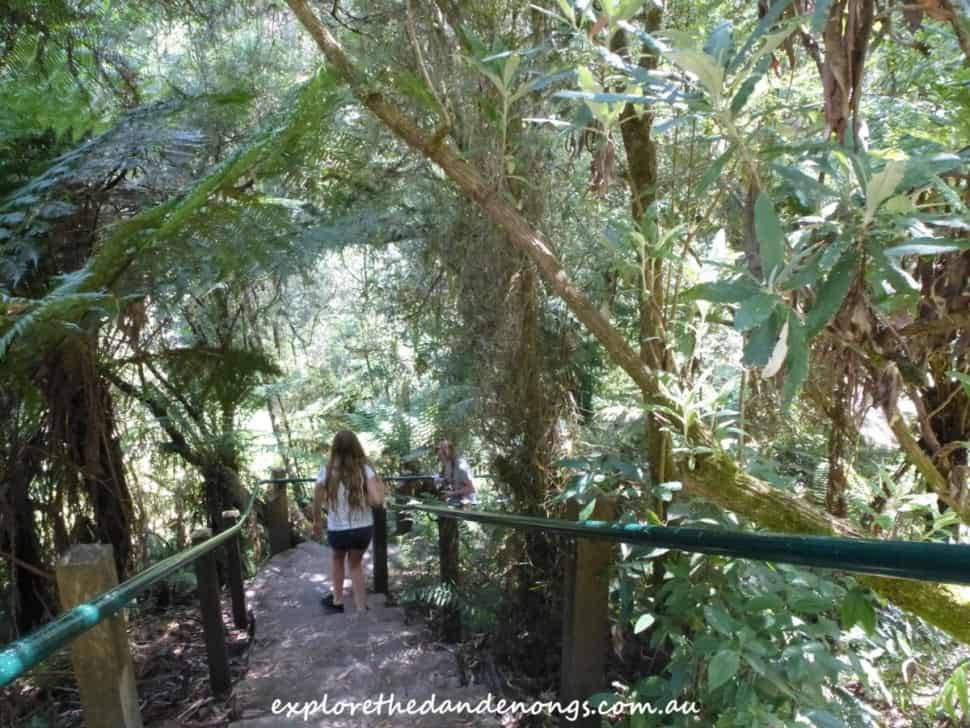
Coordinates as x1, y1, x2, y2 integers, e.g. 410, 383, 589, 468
324, 430, 368, 512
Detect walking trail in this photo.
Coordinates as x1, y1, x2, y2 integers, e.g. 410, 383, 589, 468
228, 541, 497, 727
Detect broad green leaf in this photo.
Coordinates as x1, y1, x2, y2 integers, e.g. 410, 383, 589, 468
684, 278, 760, 303
612, 0, 647, 24
703, 21, 734, 67
575, 66, 620, 126
804, 251, 857, 338
744, 311, 782, 367
841, 589, 867, 631
579, 499, 597, 520
734, 292, 778, 332
755, 192, 785, 280
704, 605, 737, 635
731, 0, 794, 72
634, 613, 656, 633
743, 654, 798, 698
697, 147, 735, 195
791, 593, 831, 614
956, 664, 969, 718
742, 23, 799, 75
883, 194, 916, 214
761, 318, 789, 378
772, 163, 836, 204
864, 160, 906, 225
502, 53, 521, 88
730, 53, 771, 115
556, 0, 573, 20
708, 649, 740, 691
667, 49, 724, 100
801, 710, 849, 728
781, 316, 808, 406
884, 238, 970, 257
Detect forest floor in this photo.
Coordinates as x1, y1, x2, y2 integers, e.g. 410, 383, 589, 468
0, 538, 503, 728
0, 591, 252, 727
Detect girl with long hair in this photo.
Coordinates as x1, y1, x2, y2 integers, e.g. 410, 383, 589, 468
312, 430, 385, 612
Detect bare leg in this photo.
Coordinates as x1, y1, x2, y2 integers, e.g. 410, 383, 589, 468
331, 549, 346, 605
348, 550, 367, 610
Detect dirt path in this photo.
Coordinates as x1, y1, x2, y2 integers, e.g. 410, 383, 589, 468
228, 541, 497, 727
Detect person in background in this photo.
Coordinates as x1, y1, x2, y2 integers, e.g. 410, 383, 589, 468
435, 438, 477, 507
312, 430, 385, 613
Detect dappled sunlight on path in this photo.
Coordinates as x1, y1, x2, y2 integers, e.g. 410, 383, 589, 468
229, 542, 495, 727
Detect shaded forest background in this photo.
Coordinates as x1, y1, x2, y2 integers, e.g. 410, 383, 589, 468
1, 0, 970, 725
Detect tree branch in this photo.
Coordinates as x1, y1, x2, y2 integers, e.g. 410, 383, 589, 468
285, 0, 654, 397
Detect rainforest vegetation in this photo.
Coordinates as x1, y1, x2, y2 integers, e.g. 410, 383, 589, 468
1, 0, 970, 725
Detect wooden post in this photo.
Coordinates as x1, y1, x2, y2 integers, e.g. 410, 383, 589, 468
56, 544, 143, 728
560, 497, 615, 727
192, 529, 231, 695
267, 468, 290, 556
438, 516, 460, 643
372, 506, 388, 595
221, 510, 247, 629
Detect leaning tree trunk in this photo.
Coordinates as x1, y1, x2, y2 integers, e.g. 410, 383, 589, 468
285, 0, 970, 646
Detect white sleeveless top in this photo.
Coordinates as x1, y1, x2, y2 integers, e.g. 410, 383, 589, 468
317, 463, 375, 531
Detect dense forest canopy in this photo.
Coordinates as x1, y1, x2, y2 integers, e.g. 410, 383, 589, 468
2, 0, 970, 724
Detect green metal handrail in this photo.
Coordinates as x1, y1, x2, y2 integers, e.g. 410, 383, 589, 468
6, 477, 970, 690
0, 489, 259, 688
392, 500, 970, 586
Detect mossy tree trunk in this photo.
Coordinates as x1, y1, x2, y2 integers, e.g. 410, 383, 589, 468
287, 0, 970, 645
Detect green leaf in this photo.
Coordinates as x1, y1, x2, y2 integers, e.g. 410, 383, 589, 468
502, 53, 521, 88
556, 0, 575, 24
761, 317, 789, 378
684, 278, 760, 303
743, 311, 782, 367
734, 292, 778, 332
781, 316, 808, 406
754, 193, 785, 280
612, 0, 648, 24
791, 593, 831, 614
802, 710, 849, 728
864, 160, 906, 225
579, 499, 597, 520
884, 238, 970, 257
667, 49, 724, 100
634, 613, 656, 634
956, 663, 969, 718
812, 0, 835, 34
703, 21, 734, 68
804, 252, 857, 338
771, 163, 836, 204
697, 147, 735, 195
730, 54, 771, 115
704, 605, 737, 635
708, 650, 740, 691
731, 0, 794, 72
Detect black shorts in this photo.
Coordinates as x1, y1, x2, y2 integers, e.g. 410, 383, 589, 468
327, 526, 373, 552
